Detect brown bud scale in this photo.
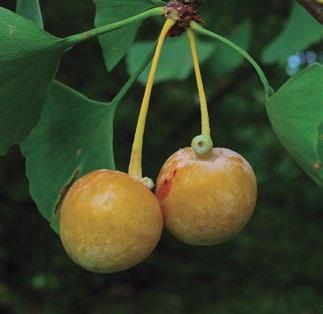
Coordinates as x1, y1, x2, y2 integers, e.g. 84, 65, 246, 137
164, 0, 203, 37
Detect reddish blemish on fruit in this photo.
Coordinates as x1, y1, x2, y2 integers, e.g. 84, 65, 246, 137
157, 169, 177, 201
157, 178, 172, 201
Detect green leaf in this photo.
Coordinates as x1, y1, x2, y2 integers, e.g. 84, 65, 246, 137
210, 21, 251, 76
319, 123, 323, 159
262, 3, 323, 65
93, 0, 162, 71
21, 48, 154, 233
21, 82, 116, 232
0, 7, 66, 155
266, 64, 323, 185
16, 0, 43, 28
127, 36, 214, 84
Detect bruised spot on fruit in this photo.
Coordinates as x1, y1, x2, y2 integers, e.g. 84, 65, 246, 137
156, 170, 178, 201
157, 179, 172, 201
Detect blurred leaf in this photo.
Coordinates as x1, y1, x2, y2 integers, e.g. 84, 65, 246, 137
0, 7, 66, 155
127, 36, 214, 84
266, 64, 323, 185
262, 3, 323, 65
93, 0, 161, 71
21, 82, 116, 232
15, 0, 43, 28
210, 21, 252, 76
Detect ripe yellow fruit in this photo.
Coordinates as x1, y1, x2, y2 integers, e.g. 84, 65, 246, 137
60, 170, 163, 273
156, 147, 257, 246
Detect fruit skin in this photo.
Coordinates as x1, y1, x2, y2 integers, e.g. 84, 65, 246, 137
60, 170, 163, 273
156, 147, 257, 246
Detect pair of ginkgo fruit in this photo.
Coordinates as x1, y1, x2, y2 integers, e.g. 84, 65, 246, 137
59, 18, 257, 274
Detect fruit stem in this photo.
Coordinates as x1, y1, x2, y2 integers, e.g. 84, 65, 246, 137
128, 18, 176, 181
187, 28, 212, 139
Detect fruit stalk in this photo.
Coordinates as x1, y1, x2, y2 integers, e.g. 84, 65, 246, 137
187, 28, 211, 138
128, 18, 176, 181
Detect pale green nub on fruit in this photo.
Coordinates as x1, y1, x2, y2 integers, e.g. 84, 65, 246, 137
141, 177, 155, 190
191, 135, 213, 157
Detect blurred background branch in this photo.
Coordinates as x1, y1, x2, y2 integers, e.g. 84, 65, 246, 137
297, 0, 323, 23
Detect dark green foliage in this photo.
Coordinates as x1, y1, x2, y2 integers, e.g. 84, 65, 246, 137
21, 82, 116, 232
21, 49, 152, 232
0, 7, 65, 155
266, 65, 323, 185
93, 0, 163, 71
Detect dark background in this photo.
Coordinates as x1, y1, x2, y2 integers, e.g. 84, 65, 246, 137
0, 0, 322, 313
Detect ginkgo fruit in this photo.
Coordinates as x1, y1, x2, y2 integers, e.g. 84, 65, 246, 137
156, 147, 257, 245
60, 170, 163, 273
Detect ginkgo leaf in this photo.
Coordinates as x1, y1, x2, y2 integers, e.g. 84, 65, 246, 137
266, 64, 323, 185
0, 7, 67, 155
93, 0, 162, 71
21, 48, 154, 233
21, 82, 116, 232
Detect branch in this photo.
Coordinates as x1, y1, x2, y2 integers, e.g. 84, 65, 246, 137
297, 0, 323, 24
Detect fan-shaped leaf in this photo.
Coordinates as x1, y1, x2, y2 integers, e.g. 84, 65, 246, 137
0, 7, 66, 155
266, 64, 323, 185
21, 82, 117, 232
93, 0, 162, 71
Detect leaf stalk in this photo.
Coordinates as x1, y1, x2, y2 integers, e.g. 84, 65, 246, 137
191, 21, 274, 98
65, 7, 164, 47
